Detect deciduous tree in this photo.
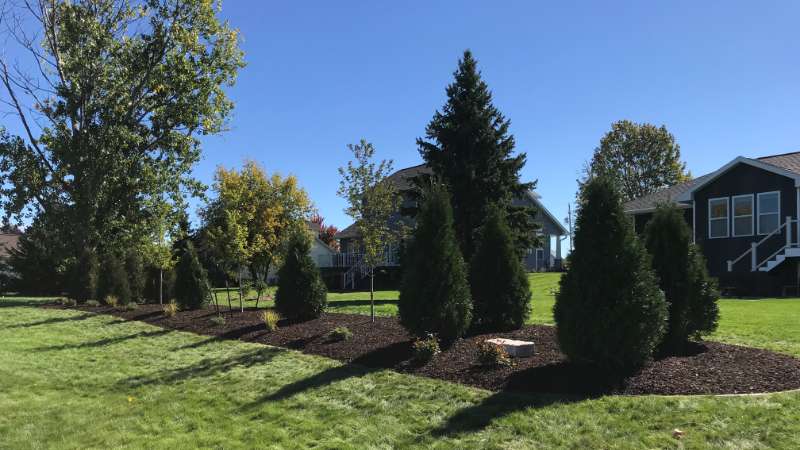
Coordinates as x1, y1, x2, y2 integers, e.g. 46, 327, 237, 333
0, 0, 244, 270
338, 140, 398, 321
588, 120, 690, 202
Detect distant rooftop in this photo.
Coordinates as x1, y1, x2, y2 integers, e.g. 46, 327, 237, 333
624, 150, 800, 212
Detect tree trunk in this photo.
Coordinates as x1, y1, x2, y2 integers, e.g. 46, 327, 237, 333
370, 268, 375, 323
238, 266, 244, 313
159, 268, 163, 306
225, 279, 232, 311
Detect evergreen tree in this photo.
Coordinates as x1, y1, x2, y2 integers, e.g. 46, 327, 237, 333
126, 251, 146, 303
275, 233, 327, 321
417, 50, 538, 261
399, 182, 472, 343
554, 177, 667, 374
68, 249, 99, 301
175, 242, 212, 310
98, 252, 132, 305
470, 205, 531, 332
644, 205, 719, 352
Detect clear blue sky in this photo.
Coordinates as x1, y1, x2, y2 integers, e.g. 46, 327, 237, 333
197, 1, 799, 233
5, 1, 800, 238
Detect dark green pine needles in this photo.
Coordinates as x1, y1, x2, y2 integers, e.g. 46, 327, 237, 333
399, 182, 472, 343
275, 233, 327, 321
175, 242, 212, 310
470, 204, 531, 332
554, 177, 667, 374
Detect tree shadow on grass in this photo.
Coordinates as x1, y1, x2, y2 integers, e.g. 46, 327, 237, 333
33, 329, 173, 352
119, 346, 285, 388
0, 298, 59, 308
244, 341, 409, 410
170, 323, 269, 351
6, 312, 105, 329
431, 362, 616, 437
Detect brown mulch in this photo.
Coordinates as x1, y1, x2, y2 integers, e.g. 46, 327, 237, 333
63, 303, 800, 396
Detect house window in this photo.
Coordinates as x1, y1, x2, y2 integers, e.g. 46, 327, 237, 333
708, 197, 729, 239
758, 191, 780, 235
732, 194, 754, 237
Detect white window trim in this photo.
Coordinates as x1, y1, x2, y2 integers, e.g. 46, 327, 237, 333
732, 194, 754, 237
708, 196, 729, 239
757, 191, 781, 235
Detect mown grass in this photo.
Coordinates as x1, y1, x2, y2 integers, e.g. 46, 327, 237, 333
3, 298, 800, 449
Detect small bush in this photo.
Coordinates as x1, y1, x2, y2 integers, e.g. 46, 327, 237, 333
163, 301, 178, 317
327, 326, 353, 342
175, 242, 212, 310
97, 252, 132, 305
209, 315, 226, 327
412, 334, 440, 364
275, 233, 327, 321
124, 302, 138, 311
104, 295, 119, 308
477, 341, 512, 367
59, 297, 77, 307
261, 310, 280, 332
85, 299, 101, 307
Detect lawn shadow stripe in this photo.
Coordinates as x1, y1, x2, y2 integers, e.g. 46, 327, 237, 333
326, 299, 398, 308
119, 346, 285, 387
34, 329, 174, 352
6, 312, 102, 329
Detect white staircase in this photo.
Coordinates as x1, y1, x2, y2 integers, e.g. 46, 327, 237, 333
728, 216, 800, 272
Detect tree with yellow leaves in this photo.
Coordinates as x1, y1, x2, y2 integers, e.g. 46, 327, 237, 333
202, 161, 312, 312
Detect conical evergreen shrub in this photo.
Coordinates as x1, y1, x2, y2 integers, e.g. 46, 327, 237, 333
175, 242, 211, 310
125, 250, 146, 303
68, 249, 98, 301
275, 233, 327, 321
470, 204, 531, 332
98, 252, 132, 305
644, 205, 719, 351
554, 177, 667, 374
399, 182, 472, 343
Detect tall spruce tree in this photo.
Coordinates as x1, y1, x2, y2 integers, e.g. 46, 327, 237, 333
644, 205, 719, 352
417, 50, 538, 261
470, 204, 531, 332
399, 182, 472, 343
554, 177, 667, 374
68, 249, 99, 302
98, 252, 132, 305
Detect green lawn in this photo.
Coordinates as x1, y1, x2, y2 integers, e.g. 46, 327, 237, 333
4, 297, 800, 448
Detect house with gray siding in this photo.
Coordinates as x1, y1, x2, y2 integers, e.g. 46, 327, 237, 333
332, 164, 567, 289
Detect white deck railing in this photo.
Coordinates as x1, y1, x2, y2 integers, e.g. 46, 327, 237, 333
727, 216, 798, 272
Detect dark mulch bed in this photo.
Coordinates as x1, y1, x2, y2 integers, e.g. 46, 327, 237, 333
63, 303, 800, 396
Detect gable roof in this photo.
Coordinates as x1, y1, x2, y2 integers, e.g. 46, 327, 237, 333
335, 163, 567, 238
624, 150, 800, 213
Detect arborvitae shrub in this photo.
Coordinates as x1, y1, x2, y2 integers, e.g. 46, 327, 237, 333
554, 177, 667, 374
686, 248, 720, 340
98, 252, 132, 305
125, 251, 146, 303
470, 204, 531, 332
275, 233, 327, 321
174, 242, 211, 310
68, 249, 99, 301
644, 205, 720, 352
398, 182, 472, 343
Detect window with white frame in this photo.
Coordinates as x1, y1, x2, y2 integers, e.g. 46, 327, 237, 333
732, 194, 754, 236
758, 191, 780, 234
708, 197, 729, 238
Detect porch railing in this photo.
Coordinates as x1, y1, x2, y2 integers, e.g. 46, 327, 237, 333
727, 216, 798, 272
